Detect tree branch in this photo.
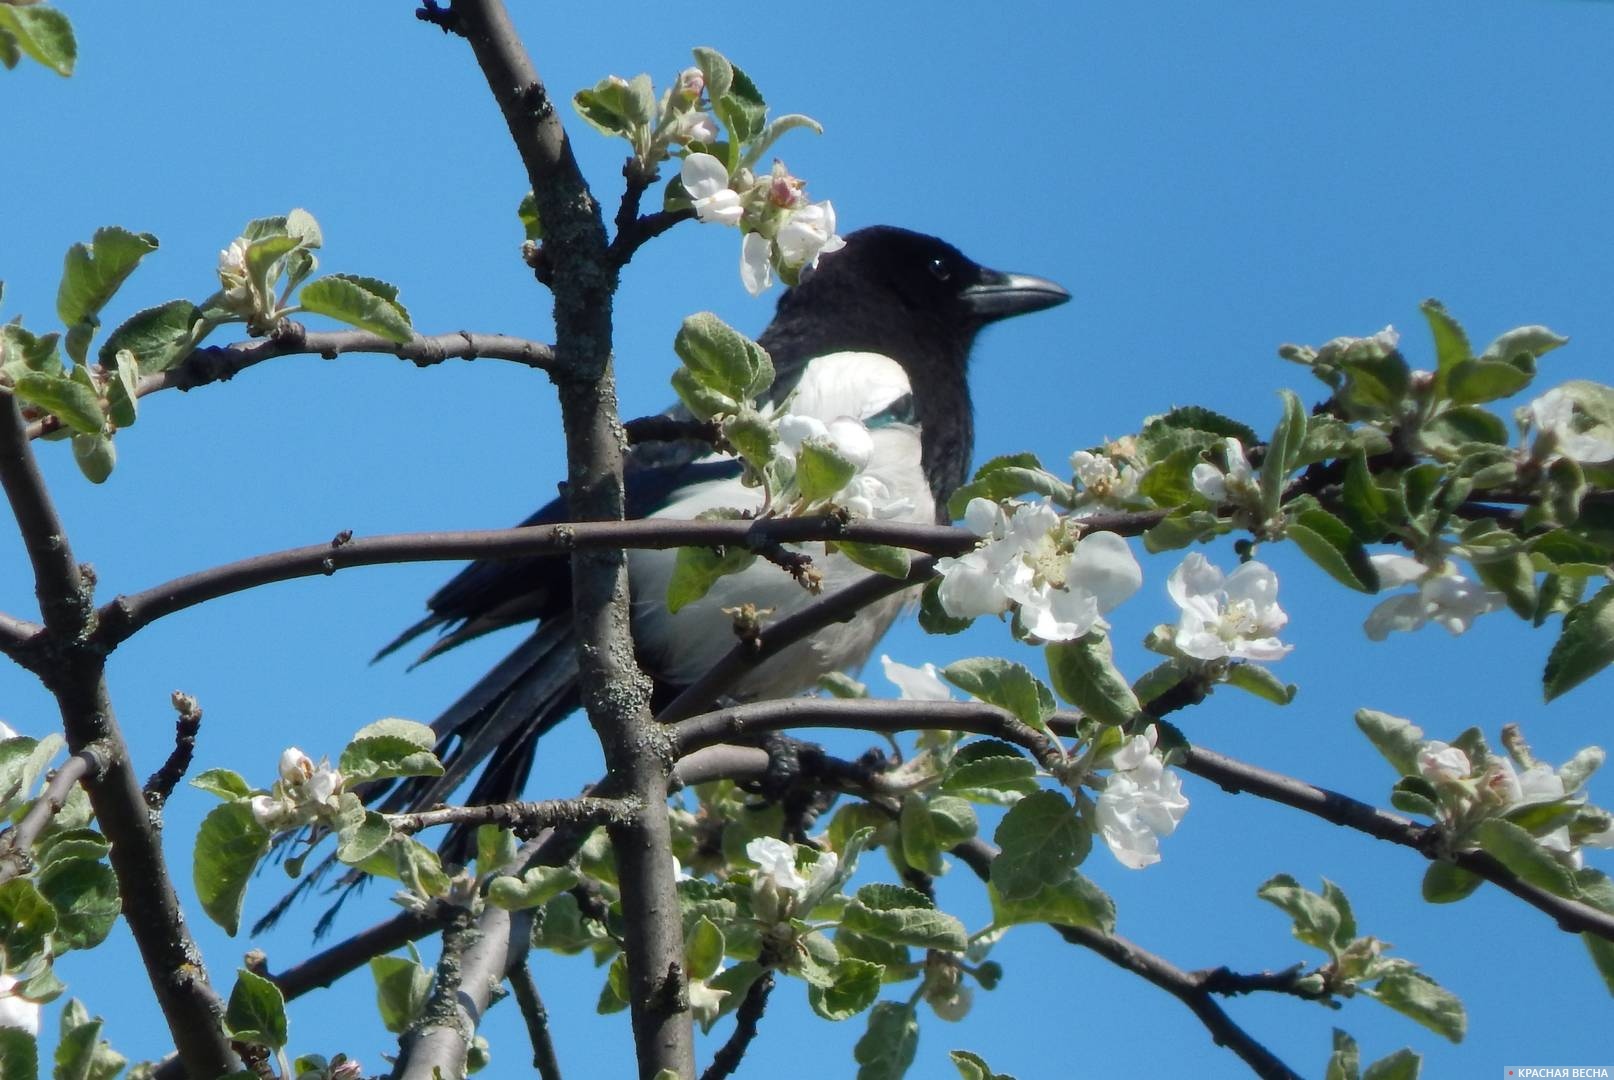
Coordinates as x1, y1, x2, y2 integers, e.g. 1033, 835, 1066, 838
674, 698, 1060, 768
950, 837, 1303, 1080
387, 795, 631, 838
0, 395, 236, 1076
511, 959, 564, 1080
0, 749, 100, 884
698, 970, 774, 1080
143, 691, 202, 808
24, 323, 557, 441
93, 518, 969, 650
395, 905, 482, 1080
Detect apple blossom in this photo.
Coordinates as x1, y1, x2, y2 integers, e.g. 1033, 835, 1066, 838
679, 153, 743, 227
1191, 437, 1258, 506
1363, 555, 1503, 641
1523, 387, 1614, 465
1094, 726, 1190, 869
775, 201, 846, 273
1070, 449, 1139, 510
1166, 554, 1291, 662
881, 655, 952, 702
0, 976, 39, 1036
740, 231, 773, 295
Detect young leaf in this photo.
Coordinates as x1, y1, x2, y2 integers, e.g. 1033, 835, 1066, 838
1045, 633, 1140, 727
224, 968, 288, 1050
941, 657, 1055, 734
1367, 970, 1466, 1044
842, 884, 967, 951
1354, 709, 1425, 777
989, 872, 1115, 932
299, 275, 412, 343
56, 227, 159, 365
0, 5, 75, 75
807, 958, 882, 1021
1288, 507, 1378, 593
854, 1001, 919, 1080
990, 790, 1087, 901
1420, 860, 1482, 904
99, 299, 204, 373
193, 801, 271, 935
13, 371, 102, 434
1544, 582, 1614, 701
370, 953, 432, 1034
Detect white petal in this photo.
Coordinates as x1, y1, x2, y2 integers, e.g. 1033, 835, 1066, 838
680, 152, 730, 200
1363, 593, 1427, 640
740, 232, 773, 296
963, 498, 1005, 538
881, 655, 953, 701
1190, 464, 1227, 502
1068, 532, 1143, 613
1368, 554, 1427, 589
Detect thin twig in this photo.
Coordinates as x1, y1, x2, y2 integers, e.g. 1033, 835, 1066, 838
699, 970, 775, 1080
143, 691, 202, 808
24, 324, 556, 441
511, 960, 564, 1080
0, 750, 101, 884
387, 795, 631, 838
951, 837, 1302, 1080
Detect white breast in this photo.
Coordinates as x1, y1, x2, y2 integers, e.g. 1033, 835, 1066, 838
629, 352, 933, 696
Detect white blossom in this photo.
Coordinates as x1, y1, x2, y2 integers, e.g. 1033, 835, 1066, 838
881, 655, 952, 701
1415, 740, 1472, 784
688, 973, 730, 1028
746, 836, 807, 893
775, 201, 846, 272
1094, 726, 1190, 869
1364, 555, 1504, 641
740, 231, 773, 295
1167, 554, 1291, 662
1191, 437, 1257, 505
935, 500, 1142, 640
673, 111, 718, 145
841, 473, 915, 520
680, 153, 743, 226
1524, 387, 1614, 465
0, 976, 38, 1037
1070, 450, 1139, 509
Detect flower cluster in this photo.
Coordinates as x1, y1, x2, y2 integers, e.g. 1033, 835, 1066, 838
249, 747, 346, 833
1190, 437, 1259, 509
935, 498, 1143, 642
1069, 446, 1140, 513
1416, 736, 1613, 867
1521, 386, 1614, 466
682, 153, 846, 295
1093, 725, 1190, 869
746, 835, 839, 927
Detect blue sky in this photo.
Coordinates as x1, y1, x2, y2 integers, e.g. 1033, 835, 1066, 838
3, 1, 1613, 1076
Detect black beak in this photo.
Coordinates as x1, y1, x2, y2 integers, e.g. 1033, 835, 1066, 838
962, 268, 1071, 324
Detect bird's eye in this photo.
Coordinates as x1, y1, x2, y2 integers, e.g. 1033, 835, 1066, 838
928, 257, 952, 282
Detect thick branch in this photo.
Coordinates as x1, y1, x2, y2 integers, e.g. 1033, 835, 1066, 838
951, 837, 1302, 1080
394, 906, 483, 1080
24, 323, 556, 441
94, 518, 969, 649
0, 396, 235, 1076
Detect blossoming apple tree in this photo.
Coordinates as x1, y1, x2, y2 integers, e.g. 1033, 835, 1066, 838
1, 4, 1612, 1080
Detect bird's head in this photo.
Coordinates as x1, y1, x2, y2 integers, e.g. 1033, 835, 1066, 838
765, 225, 1071, 376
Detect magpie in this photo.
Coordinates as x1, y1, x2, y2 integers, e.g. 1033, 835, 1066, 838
376, 226, 1069, 819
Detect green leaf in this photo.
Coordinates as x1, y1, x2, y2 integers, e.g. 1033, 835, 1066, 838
191, 768, 252, 801
0, 732, 64, 817
807, 958, 883, 1021
193, 801, 271, 935
674, 311, 773, 402
37, 856, 117, 951
949, 1049, 1017, 1080
486, 865, 579, 910
1388, 776, 1439, 818
796, 438, 859, 502
854, 1001, 918, 1080
1421, 299, 1471, 390
1368, 970, 1466, 1044
1583, 932, 1614, 995
99, 299, 204, 373
0, 5, 74, 75
54, 999, 126, 1080
370, 952, 432, 1034
0, 1028, 36, 1080
1142, 509, 1220, 553
989, 872, 1115, 932
56, 227, 159, 365
1447, 358, 1532, 405
0, 879, 56, 967
340, 719, 442, 784
836, 541, 913, 579
1224, 662, 1296, 705
1362, 1048, 1421, 1080
1544, 582, 1614, 701
1355, 709, 1424, 776
899, 794, 944, 876
105, 349, 139, 429
1340, 348, 1411, 417
299, 275, 413, 343
1288, 507, 1378, 592
70, 433, 115, 484
692, 46, 734, 101
335, 810, 393, 865
990, 790, 1087, 901
1423, 405, 1510, 452
744, 113, 825, 167
714, 61, 767, 146
1474, 817, 1578, 898
1044, 633, 1140, 727
224, 968, 288, 1050
1421, 860, 1482, 904
941, 657, 1054, 734
1324, 1029, 1360, 1080
1257, 874, 1342, 957
666, 543, 757, 613
1339, 450, 1393, 542
13, 371, 102, 434
947, 465, 1072, 518
1261, 390, 1307, 516
1480, 324, 1567, 366
842, 884, 967, 951
940, 752, 1039, 804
